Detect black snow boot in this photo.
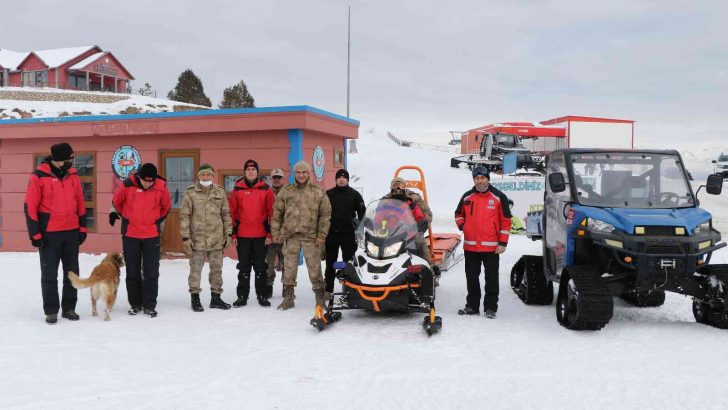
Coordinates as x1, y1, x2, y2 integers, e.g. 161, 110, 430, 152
128, 306, 142, 316
45, 314, 58, 324
232, 296, 248, 308
191, 293, 204, 312
61, 310, 80, 321
143, 307, 158, 318
257, 296, 271, 307
210, 293, 231, 310
457, 306, 479, 316
265, 285, 273, 299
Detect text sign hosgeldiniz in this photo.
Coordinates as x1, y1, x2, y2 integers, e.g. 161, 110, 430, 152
112, 145, 142, 180
313, 145, 325, 181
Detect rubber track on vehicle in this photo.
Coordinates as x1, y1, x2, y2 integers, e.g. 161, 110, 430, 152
563, 266, 614, 330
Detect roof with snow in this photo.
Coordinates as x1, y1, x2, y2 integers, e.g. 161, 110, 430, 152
68, 52, 106, 70
33, 45, 98, 68
0, 45, 100, 69
0, 48, 28, 69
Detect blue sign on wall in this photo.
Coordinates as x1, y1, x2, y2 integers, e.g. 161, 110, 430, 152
313, 145, 325, 181
112, 145, 142, 180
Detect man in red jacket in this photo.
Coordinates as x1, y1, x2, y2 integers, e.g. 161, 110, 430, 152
454, 166, 511, 319
24, 143, 87, 324
112, 163, 171, 317
229, 159, 275, 307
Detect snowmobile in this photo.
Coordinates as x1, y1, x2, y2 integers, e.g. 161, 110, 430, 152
310, 198, 442, 336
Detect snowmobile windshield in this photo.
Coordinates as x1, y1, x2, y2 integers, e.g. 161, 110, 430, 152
569, 152, 695, 209
357, 199, 420, 259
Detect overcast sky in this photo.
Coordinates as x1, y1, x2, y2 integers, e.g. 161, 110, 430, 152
3, 0, 727, 145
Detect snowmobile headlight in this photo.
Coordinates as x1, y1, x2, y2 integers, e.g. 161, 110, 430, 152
587, 218, 615, 233
366, 241, 379, 257
693, 221, 711, 235
382, 241, 403, 258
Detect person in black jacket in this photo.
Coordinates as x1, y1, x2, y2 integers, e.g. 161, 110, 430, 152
324, 169, 366, 295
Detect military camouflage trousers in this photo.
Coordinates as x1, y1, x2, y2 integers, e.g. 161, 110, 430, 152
282, 236, 325, 291
265, 242, 284, 286
188, 249, 224, 294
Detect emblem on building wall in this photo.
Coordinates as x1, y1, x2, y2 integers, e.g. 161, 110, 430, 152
112, 145, 142, 180
313, 145, 325, 182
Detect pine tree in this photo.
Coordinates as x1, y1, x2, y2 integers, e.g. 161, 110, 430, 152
137, 83, 154, 97
218, 79, 255, 109
167, 69, 212, 107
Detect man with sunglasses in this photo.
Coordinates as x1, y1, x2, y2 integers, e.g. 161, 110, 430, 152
113, 163, 171, 318
454, 166, 512, 319
25, 143, 87, 324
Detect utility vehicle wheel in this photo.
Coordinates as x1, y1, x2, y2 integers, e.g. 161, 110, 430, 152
620, 290, 665, 307
510, 255, 553, 305
695, 264, 728, 329
692, 300, 711, 324
555, 266, 613, 331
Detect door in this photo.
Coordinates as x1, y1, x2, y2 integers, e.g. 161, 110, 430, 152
159, 150, 199, 253
544, 151, 571, 279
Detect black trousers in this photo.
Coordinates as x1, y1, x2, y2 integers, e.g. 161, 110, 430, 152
464, 250, 500, 312
236, 237, 267, 298
324, 231, 357, 293
122, 236, 160, 309
39, 230, 80, 315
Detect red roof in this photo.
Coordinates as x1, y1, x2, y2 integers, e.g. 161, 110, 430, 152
470, 123, 566, 138
540, 115, 634, 125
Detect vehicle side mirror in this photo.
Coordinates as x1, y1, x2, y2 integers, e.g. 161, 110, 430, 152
706, 174, 723, 195
548, 173, 567, 193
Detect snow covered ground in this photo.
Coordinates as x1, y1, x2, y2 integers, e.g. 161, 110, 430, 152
2, 129, 728, 409
0, 87, 206, 119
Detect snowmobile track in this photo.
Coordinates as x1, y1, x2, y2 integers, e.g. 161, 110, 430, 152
557, 266, 614, 331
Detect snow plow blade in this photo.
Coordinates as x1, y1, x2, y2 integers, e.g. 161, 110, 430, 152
393, 166, 463, 272
422, 308, 443, 336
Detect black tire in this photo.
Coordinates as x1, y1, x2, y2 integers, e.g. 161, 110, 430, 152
510, 255, 553, 305
692, 300, 711, 324
695, 264, 728, 329
555, 266, 613, 331
619, 290, 666, 307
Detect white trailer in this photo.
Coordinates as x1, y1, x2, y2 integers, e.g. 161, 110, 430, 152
540, 116, 634, 149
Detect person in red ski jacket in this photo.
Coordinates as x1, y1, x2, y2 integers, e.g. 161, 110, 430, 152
229, 159, 275, 307
24, 143, 87, 324
454, 166, 512, 318
112, 163, 171, 317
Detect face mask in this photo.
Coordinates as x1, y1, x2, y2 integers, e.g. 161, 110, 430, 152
199, 180, 213, 187
61, 161, 73, 171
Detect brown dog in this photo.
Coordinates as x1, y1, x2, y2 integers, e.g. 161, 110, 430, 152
68, 253, 124, 321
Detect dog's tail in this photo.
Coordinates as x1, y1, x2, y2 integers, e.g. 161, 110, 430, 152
67, 271, 92, 289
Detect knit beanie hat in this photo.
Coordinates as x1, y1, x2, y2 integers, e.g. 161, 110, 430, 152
51, 143, 74, 161
390, 176, 406, 190
294, 161, 311, 173
335, 169, 350, 180
198, 163, 215, 176
138, 163, 158, 181
244, 159, 259, 172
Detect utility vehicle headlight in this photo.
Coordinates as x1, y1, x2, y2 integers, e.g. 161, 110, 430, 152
693, 221, 711, 235
366, 241, 379, 257
588, 218, 615, 233
382, 241, 403, 258
604, 239, 623, 249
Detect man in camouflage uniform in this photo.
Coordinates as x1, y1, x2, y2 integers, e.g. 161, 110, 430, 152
271, 161, 331, 311
383, 177, 433, 264
265, 167, 287, 299
179, 163, 234, 312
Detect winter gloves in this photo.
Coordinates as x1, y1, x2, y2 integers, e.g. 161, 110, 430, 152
417, 219, 429, 233
109, 212, 120, 226
31, 236, 46, 248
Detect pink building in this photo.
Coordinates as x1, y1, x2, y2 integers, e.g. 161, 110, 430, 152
0, 107, 359, 255
0, 45, 133, 92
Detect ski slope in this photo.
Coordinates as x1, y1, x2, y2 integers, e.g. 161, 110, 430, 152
1, 130, 728, 409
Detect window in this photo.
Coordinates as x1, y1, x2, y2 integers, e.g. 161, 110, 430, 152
333, 146, 344, 167
33, 152, 97, 232
69, 73, 87, 90
22, 70, 48, 87
219, 169, 273, 196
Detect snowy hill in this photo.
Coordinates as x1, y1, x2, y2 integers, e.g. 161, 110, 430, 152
2, 127, 728, 409
0, 87, 207, 120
